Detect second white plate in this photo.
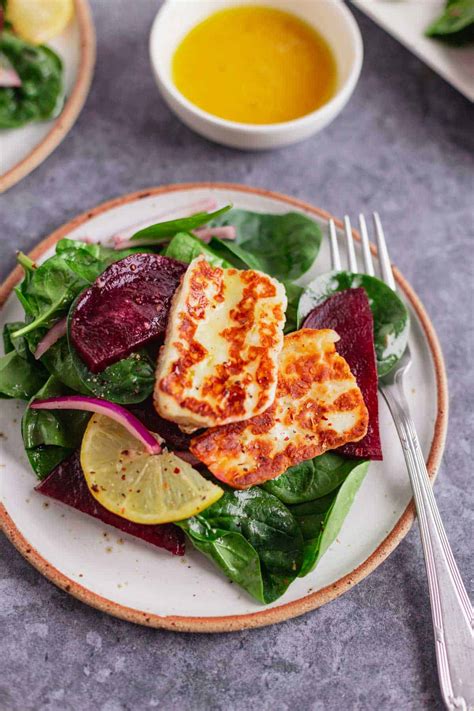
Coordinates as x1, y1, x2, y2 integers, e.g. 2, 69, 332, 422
353, 0, 474, 101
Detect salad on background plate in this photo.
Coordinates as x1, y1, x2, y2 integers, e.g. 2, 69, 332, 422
0, 0, 74, 129
0, 198, 411, 604
0, 0, 94, 192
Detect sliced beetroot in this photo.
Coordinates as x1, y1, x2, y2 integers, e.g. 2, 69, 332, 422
35, 451, 185, 556
303, 288, 382, 460
70, 254, 187, 373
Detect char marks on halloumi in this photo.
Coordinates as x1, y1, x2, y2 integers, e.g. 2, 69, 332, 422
190, 329, 369, 488
154, 257, 287, 430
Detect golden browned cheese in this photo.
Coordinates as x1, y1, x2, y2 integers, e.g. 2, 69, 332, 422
190, 329, 369, 488
154, 257, 287, 430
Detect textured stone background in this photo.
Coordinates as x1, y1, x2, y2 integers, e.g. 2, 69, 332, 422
1, 2, 473, 710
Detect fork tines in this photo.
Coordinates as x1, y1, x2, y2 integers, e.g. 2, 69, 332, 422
328, 213, 396, 292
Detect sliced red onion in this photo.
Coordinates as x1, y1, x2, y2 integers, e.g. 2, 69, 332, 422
34, 317, 67, 360
112, 235, 155, 250
30, 396, 162, 455
192, 226, 237, 242
0, 66, 22, 87
112, 198, 218, 248
0, 54, 22, 88
113, 223, 236, 251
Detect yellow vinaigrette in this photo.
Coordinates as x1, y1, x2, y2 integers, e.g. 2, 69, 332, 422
172, 5, 338, 125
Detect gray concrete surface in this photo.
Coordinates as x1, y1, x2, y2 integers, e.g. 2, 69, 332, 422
1, 2, 473, 709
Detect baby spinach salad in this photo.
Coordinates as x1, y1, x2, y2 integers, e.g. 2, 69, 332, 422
0, 202, 410, 604
0, 28, 64, 129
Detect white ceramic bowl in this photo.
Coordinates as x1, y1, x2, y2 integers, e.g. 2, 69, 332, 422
149, 0, 363, 150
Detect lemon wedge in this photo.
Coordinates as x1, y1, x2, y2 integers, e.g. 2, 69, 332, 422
7, 0, 74, 45
80, 414, 223, 524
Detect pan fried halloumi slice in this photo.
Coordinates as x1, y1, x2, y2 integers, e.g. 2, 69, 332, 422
190, 329, 369, 488
154, 256, 287, 431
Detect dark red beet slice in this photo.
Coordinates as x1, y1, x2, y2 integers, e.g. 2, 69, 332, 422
303, 288, 382, 460
35, 451, 185, 556
70, 254, 187, 373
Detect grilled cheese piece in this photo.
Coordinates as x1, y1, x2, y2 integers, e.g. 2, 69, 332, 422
190, 329, 369, 488
154, 256, 287, 430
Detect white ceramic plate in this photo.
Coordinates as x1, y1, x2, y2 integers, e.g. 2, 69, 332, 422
352, 0, 474, 101
0, 0, 95, 193
0, 184, 448, 632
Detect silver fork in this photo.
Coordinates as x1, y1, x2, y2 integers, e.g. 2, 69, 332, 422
329, 214, 474, 711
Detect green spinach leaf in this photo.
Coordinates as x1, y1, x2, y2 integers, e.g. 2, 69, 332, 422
290, 461, 369, 577
13, 253, 89, 338
39, 335, 91, 393
426, 0, 474, 44
211, 209, 323, 281
68, 341, 155, 405
54, 238, 141, 282
290, 494, 332, 577
178, 488, 304, 603
25, 446, 72, 480
131, 205, 232, 243
0, 322, 48, 400
0, 30, 64, 129
13, 252, 36, 314
0, 348, 47, 400
3, 321, 30, 357
297, 271, 409, 376
164, 232, 233, 268
263, 453, 366, 504
22, 376, 90, 479
282, 281, 304, 334
207, 236, 262, 270
17, 326, 89, 393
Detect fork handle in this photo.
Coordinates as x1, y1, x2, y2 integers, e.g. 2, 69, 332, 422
380, 381, 474, 710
